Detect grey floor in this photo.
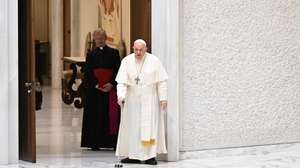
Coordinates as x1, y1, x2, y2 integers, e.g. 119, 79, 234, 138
1, 87, 300, 168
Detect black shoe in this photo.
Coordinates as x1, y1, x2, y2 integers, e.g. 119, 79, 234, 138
145, 158, 157, 165
91, 147, 100, 151
120, 158, 141, 164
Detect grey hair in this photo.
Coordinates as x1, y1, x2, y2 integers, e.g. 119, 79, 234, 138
93, 28, 107, 38
134, 39, 147, 47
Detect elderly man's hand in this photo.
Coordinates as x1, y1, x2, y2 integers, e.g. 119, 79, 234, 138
160, 100, 167, 110
118, 98, 125, 107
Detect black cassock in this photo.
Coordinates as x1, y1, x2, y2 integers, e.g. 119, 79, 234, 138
81, 46, 121, 149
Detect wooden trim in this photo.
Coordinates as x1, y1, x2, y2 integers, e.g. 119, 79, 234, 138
63, 0, 71, 57
130, 0, 151, 53
18, 0, 36, 162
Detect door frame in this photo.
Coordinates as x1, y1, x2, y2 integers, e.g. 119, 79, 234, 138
130, 0, 152, 53
151, 0, 181, 161
6, 0, 181, 163
63, 0, 71, 57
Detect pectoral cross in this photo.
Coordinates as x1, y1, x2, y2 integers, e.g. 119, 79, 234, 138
135, 76, 140, 85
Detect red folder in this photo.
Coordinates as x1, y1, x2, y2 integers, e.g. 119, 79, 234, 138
93, 68, 113, 88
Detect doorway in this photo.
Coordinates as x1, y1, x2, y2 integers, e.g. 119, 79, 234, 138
130, 0, 151, 52
18, 0, 152, 163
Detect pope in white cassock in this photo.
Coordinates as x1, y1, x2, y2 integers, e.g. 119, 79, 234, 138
115, 39, 168, 165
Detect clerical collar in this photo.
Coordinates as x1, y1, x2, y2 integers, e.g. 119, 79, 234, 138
99, 47, 104, 50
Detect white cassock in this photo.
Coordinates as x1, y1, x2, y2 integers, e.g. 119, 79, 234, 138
115, 53, 168, 160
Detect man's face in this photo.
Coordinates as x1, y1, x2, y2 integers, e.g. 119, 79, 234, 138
94, 33, 106, 47
133, 43, 147, 59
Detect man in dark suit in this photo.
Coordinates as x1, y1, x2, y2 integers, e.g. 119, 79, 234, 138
81, 28, 121, 150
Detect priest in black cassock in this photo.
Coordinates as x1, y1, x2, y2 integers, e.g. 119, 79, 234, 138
81, 28, 121, 150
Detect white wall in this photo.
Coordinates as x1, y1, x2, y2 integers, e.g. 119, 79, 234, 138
0, 0, 9, 163
0, 0, 19, 164
182, 0, 300, 151
152, 0, 180, 161
50, 0, 63, 88
8, 0, 19, 163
